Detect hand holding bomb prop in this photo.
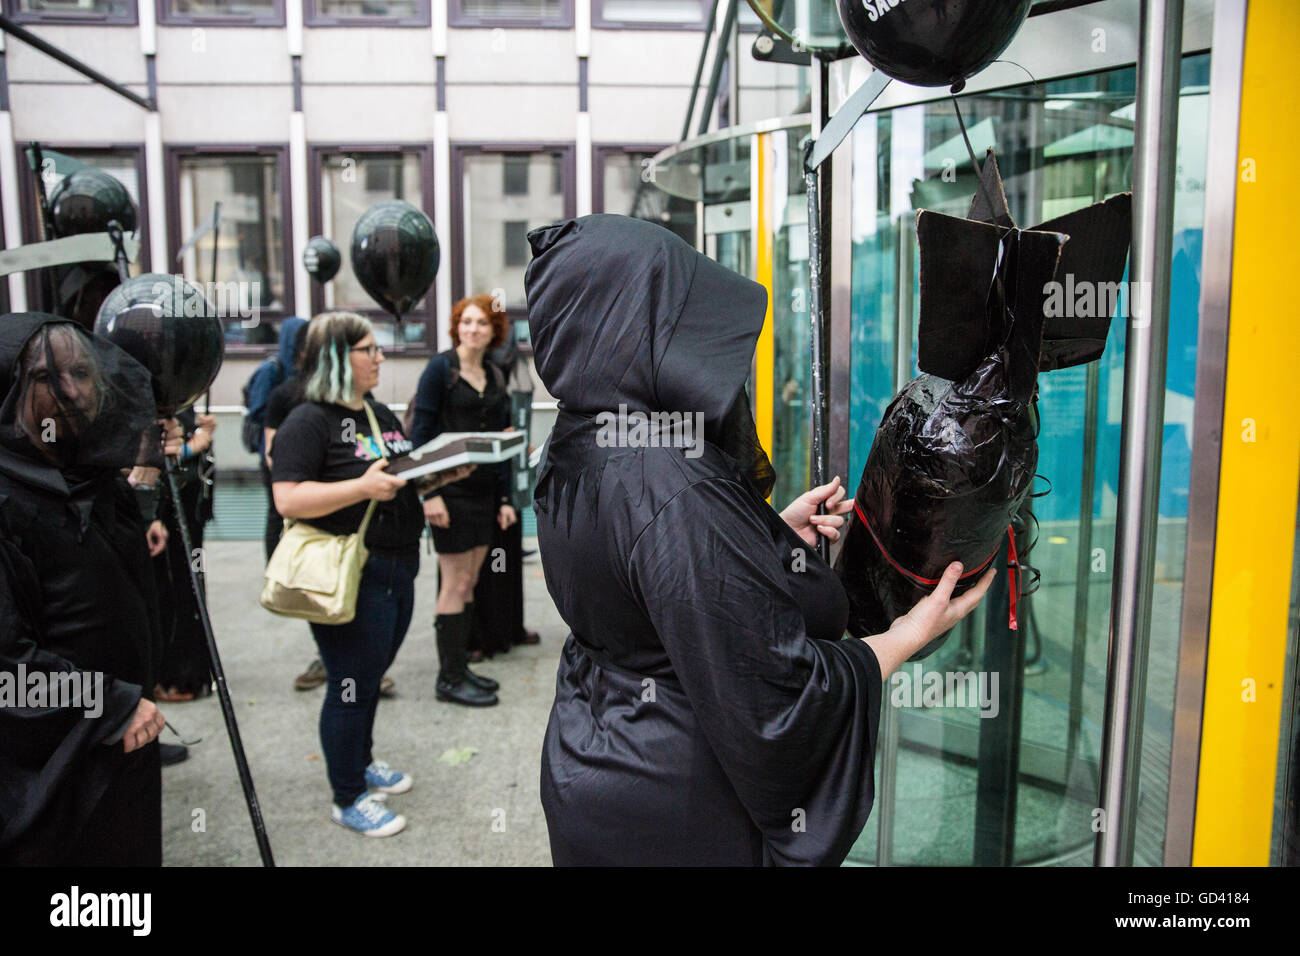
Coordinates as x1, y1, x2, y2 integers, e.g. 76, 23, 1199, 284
835, 152, 1131, 660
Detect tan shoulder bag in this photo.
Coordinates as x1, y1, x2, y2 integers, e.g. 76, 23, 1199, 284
260, 401, 386, 625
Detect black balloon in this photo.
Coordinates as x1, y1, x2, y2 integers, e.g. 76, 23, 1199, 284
351, 200, 439, 319
836, 0, 1033, 90
49, 167, 138, 238
94, 273, 224, 415
303, 235, 341, 284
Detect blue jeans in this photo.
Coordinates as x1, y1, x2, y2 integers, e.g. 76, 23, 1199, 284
310, 554, 417, 807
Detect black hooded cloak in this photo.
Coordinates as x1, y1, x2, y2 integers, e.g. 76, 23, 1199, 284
527, 215, 883, 866
0, 313, 166, 865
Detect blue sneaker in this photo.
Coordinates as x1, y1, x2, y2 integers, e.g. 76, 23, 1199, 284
365, 760, 413, 794
331, 792, 407, 837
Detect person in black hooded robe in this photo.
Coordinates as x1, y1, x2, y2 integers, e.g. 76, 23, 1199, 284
527, 215, 995, 866
0, 314, 179, 865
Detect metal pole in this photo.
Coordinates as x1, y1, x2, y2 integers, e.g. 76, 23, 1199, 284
209, 201, 221, 286
163, 463, 276, 866
875, 207, 918, 864
682, 0, 721, 141
0, 16, 155, 111
698, 0, 738, 136
803, 147, 828, 563
1094, 0, 1183, 867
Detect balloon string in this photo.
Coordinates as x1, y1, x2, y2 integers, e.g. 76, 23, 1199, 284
951, 96, 1003, 230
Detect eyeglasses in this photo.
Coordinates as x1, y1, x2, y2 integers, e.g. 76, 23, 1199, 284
349, 345, 384, 358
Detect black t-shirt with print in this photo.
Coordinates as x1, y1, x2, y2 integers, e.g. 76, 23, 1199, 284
270, 399, 422, 560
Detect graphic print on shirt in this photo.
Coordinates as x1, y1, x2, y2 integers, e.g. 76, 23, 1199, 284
355, 430, 413, 461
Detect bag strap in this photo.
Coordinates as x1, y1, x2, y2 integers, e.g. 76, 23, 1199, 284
355, 401, 385, 540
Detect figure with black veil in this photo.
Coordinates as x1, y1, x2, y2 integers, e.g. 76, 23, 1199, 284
0, 314, 182, 865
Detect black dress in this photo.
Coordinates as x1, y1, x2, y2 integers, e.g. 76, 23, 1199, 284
409, 350, 511, 555
526, 215, 884, 866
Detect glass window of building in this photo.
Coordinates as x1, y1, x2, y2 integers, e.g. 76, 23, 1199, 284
839, 55, 1211, 867
19, 146, 150, 311
311, 149, 432, 348
27, 146, 148, 259
161, 0, 280, 23
306, 0, 426, 24
171, 150, 290, 346
594, 145, 696, 248
593, 0, 706, 28
454, 147, 571, 315
450, 0, 570, 27
8, 0, 133, 21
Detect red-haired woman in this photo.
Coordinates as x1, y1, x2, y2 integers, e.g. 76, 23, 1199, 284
410, 295, 517, 707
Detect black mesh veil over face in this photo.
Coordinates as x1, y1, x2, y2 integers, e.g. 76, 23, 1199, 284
0, 313, 157, 479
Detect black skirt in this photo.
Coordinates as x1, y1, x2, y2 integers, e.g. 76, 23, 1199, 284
431, 493, 497, 554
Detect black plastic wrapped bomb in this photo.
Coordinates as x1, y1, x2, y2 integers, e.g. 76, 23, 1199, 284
94, 273, 225, 416
836, 153, 1131, 660
350, 200, 439, 319
49, 167, 138, 238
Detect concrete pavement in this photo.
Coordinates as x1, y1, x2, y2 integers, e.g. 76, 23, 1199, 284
160, 539, 562, 866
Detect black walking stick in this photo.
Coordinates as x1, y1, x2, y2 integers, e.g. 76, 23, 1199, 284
162, 442, 275, 867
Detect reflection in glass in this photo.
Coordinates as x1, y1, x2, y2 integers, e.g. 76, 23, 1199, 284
315, 0, 418, 17
600, 150, 696, 248
177, 153, 285, 344
845, 55, 1210, 866
170, 0, 275, 15
458, 0, 561, 20
41, 149, 145, 278
462, 152, 566, 314
319, 151, 427, 347
18, 0, 129, 16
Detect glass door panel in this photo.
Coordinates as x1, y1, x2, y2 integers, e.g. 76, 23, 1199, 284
845, 55, 1211, 866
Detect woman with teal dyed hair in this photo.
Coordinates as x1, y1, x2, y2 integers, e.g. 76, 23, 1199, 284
270, 312, 465, 837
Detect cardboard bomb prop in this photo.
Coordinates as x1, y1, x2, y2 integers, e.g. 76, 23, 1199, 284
835, 152, 1131, 659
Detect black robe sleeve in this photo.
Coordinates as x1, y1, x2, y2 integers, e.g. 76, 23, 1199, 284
626, 477, 884, 865
0, 537, 141, 855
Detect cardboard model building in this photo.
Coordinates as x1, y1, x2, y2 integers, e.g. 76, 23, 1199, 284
835, 151, 1132, 660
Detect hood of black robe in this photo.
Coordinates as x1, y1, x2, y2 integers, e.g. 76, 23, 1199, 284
525, 214, 774, 498
0, 313, 156, 497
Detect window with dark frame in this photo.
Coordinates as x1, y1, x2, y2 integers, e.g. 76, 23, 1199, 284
170, 149, 291, 348
159, 0, 281, 25
592, 0, 707, 29
502, 157, 529, 197
17, 145, 152, 311
454, 145, 573, 315
310, 148, 434, 350
6, 0, 134, 22
449, 0, 571, 28
305, 0, 427, 26
502, 220, 529, 267
594, 145, 696, 249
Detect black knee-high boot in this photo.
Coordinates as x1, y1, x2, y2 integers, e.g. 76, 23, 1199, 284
462, 602, 500, 692
435, 612, 498, 707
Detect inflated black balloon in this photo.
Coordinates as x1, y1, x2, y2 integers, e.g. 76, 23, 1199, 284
303, 235, 341, 284
351, 200, 439, 319
49, 167, 138, 238
94, 273, 224, 416
836, 0, 1033, 90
